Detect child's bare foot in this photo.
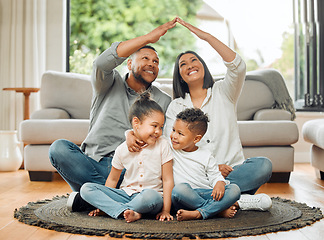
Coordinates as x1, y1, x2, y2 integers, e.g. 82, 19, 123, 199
123, 209, 142, 223
88, 208, 106, 217
218, 205, 237, 218
176, 209, 202, 221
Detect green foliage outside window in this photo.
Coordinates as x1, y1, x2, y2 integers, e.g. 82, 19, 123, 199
70, 0, 202, 76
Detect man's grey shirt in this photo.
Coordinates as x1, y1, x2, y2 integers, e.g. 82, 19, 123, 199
81, 42, 171, 162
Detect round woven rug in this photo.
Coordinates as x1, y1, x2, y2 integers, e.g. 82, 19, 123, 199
14, 195, 323, 239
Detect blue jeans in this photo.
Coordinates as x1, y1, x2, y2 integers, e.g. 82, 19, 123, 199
225, 157, 272, 195
172, 183, 241, 219
80, 183, 163, 219
49, 139, 125, 192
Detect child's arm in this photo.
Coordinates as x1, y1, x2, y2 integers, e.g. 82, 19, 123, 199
211, 181, 226, 201
206, 155, 228, 201
156, 160, 174, 221
105, 166, 123, 188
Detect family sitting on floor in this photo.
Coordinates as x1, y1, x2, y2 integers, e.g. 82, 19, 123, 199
49, 17, 273, 223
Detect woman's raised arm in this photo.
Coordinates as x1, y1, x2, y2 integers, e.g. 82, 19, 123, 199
176, 17, 236, 62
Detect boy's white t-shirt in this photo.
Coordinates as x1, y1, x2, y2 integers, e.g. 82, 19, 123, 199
172, 146, 229, 189
112, 136, 173, 196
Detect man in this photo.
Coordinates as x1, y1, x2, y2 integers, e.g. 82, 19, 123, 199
49, 19, 176, 211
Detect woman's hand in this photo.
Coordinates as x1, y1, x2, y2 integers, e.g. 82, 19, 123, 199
211, 181, 226, 201
218, 164, 233, 178
156, 210, 174, 221
175, 16, 236, 62
125, 130, 145, 152
175, 17, 210, 41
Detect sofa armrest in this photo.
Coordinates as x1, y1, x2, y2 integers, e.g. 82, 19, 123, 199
253, 109, 291, 120
30, 108, 70, 119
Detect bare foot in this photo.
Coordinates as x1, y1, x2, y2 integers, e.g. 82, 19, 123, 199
233, 201, 240, 209
176, 209, 202, 221
123, 209, 142, 223
218, 205, 237, 218
88, 208, 106, 217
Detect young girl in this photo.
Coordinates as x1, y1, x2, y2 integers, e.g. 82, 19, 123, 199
80, 92, 174, 223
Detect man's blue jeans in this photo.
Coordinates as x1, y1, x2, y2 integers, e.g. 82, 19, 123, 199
225, 157, 273, 195
80, 183, 163, 219
49, 139, 124, 192
172, 183, 241, 219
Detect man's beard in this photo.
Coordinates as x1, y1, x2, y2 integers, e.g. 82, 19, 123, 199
132, 69, 152, 89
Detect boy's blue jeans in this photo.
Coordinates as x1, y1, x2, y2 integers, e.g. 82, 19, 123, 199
80, 183, 163, 219
49, 139, 124, 192
172, 183, 241, 219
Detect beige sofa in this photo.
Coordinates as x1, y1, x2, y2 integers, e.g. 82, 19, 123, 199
302, 119, 324, 179
20, 70, 299, 182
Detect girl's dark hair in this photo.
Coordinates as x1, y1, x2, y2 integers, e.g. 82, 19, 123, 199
173, 51, 214, 99
128, 91, 163, 124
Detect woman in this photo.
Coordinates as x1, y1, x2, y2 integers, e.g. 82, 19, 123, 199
163, 17, 272, 210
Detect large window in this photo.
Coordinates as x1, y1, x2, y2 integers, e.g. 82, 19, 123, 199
294, 0, 324, 111
68, 0, 323, 112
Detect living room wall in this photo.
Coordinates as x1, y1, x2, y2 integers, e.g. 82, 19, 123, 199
0, 0, 66, 130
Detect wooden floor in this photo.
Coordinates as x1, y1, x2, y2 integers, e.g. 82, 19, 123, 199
0, 163, 324, 240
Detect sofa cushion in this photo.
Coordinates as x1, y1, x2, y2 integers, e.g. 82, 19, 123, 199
253, 109, 291, 120
238, 121, 298, 146
237, 80, 275, 120
31, 108, 70, 119
20, 119, 90, 145
40, 71, 92, 119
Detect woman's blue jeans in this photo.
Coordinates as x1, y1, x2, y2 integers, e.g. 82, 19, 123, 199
225, 157, 273, 195
80, 183, 163, 219
172, 183, 241, 219
49, 139, 124, 192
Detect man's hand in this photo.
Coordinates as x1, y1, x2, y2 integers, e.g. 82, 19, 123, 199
218, 164, 233, 178
211, 181, 226, 201
145, 18, 177, 43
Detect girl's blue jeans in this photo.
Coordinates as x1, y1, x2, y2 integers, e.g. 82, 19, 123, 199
172, 183, 241, 219
80, 183, 163, 219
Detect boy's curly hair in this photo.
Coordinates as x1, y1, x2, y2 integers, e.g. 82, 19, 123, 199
176, 108, 209, 136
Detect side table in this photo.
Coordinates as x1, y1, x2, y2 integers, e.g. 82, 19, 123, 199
3, 87, 40, 120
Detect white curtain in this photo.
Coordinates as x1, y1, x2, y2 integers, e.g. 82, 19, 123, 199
0, 0, 46, 130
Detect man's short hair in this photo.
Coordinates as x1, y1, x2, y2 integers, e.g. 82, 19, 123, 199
130, 45, 157, 59
176, 108, 209, 136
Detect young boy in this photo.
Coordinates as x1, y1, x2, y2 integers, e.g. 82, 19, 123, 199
170, 108, 241, 221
